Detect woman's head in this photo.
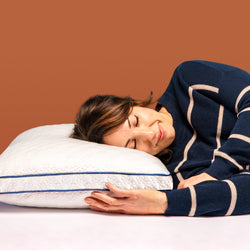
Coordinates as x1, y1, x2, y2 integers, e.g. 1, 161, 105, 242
71, 94, 153, 143
72, 94, 175, 156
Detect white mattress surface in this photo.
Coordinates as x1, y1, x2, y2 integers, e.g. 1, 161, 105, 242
1, 202, 249, 250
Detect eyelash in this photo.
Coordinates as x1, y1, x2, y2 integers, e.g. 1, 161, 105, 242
133, 139, 137, 149
135, 115, 139, 127
133, 115, 139, 149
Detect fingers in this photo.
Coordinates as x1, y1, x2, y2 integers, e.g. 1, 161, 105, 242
84, 183, 133, 211
90, 191, 127, 206
178, 177, 198, 189
90, 205, 126, 214
85, 194, 129, 214
177, 173, 218, 189
177, 180, 189, 189
177, 182, 184, 189
178, 177, 201, 189
86, 198, 125, 214
105, 183, 133, 198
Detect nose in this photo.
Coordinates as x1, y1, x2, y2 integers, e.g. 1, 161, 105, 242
132, 127, 155, 143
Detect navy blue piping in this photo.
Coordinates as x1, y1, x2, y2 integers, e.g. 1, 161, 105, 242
0, 171, 171, 179
0, 188, 171, 195
0, 188, 109, 195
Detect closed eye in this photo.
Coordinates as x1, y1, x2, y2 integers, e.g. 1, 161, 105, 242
135, 115, 139, 127
133, 139, 137, 149
133, 115, 139, 149
125, 115, 139, 149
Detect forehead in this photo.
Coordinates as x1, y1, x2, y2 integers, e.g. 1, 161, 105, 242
102, 119, 129, 147
132, 106, 155, 114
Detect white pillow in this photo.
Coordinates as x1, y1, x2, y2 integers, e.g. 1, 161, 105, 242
0, 124, 173, 208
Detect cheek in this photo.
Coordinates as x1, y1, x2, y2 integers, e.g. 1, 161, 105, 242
139, 145, 160, 156
103, 134, 120, 147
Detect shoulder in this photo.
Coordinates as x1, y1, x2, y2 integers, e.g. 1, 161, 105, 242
176, 60, 249, 77
172, 60, 240, 87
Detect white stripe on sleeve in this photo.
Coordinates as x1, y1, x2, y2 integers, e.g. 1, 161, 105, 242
235, 86, 250, 113
212, 105, 224, 163
224, 180, 237, 216
229, 134, 250, 144
237, 107, 250, 117
214, 151, 244, 171
188, 185, 197, 216
191, 84, 219, 93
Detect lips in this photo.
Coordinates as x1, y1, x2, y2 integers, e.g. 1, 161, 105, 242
157, 123, 165, 145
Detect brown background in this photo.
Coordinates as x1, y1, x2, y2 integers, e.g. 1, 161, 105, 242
1, 0, 250, 154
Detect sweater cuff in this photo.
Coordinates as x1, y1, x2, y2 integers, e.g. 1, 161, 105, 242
164, 188, 191, 216
164, 181, 232, 216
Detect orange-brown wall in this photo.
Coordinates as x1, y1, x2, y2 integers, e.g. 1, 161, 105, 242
1, 1, 250, 154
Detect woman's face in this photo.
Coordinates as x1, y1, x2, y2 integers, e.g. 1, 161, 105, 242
103, 106, 175, 155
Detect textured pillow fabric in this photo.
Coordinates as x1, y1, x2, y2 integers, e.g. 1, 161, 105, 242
0, 124, 173, 208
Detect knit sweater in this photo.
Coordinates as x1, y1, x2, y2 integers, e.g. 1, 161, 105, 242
158, 60, 250, 216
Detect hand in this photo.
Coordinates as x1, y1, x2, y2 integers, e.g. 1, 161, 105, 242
177, 173, 217, 189
84, 183, 168, 215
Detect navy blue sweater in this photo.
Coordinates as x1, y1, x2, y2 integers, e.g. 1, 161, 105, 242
158, 60, 250, 216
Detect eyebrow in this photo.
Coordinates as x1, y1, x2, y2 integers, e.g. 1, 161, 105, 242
127, 117, 131, 128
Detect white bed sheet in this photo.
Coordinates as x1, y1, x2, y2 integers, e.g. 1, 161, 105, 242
0, 202, 249, 250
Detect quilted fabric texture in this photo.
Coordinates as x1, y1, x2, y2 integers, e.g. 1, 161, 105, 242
0, 124, 173, 208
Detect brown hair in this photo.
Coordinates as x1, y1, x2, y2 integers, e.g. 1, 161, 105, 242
71, 93, 153, 143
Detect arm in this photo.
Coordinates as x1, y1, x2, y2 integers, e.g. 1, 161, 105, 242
165, 172, 250, 216
86, 172, 250, 216
205, 107, 250, 179
176, 61, 250, 179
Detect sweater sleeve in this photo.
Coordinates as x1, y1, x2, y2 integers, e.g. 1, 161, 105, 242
177, 61, 250, 179
204, 68, 250, 178
205, 109, 250, 179
164, 172, 250, 216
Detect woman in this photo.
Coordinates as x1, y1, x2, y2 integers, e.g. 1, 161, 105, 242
72, 60, 250, 216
